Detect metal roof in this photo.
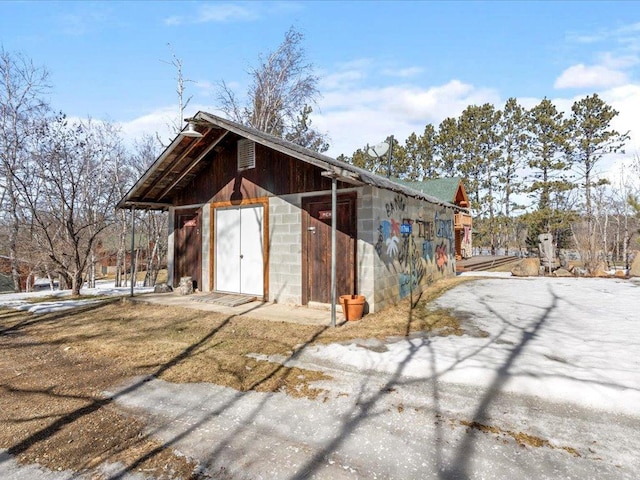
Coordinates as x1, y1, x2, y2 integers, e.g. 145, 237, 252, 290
117, 111, 457, 210
393, 177, 465, 203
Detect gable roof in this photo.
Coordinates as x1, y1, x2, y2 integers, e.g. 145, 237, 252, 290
117, 111, 457, 210
393, 177, 469, 208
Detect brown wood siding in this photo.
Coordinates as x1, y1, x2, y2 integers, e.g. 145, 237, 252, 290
174, 209, 202, 288
301, 194, 357, 305
175, 137, 343, 206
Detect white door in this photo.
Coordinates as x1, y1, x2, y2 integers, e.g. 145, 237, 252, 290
215, 205, 264, 296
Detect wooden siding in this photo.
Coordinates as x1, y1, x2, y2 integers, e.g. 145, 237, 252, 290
455, 212, 472, 230
175, 137, 343, 205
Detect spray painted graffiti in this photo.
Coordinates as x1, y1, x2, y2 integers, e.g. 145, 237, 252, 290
435, 242, 449, 271
385, 194, 406, 217
390, 218, 402, 236
416, 220, 433, 240
376, 195, 456, 296
386, 235, 400, 257
423, 240, 434, 262
435, 212, 453, 241
399, 272, 417, 299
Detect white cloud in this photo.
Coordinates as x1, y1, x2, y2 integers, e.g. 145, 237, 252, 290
194, 80, 217, 97
116, 106, 177, 147
319, 70, 367, 90
315, 79, 500, 157
599, 52, 639, 69
117, 103, 228, 148
554, 63, 628, 89
165, 3, 259, 26
55, 5, 115, 36
197, 3, 259, 22
381, 66, 424, 78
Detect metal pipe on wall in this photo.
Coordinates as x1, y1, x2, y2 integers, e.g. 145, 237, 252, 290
130, 205, 135, 297
330, 175, 337, 328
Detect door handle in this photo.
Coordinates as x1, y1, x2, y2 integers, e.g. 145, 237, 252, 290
307, 227, 316, 233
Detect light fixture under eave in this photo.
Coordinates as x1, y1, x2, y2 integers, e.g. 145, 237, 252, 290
180, 122, 203, 138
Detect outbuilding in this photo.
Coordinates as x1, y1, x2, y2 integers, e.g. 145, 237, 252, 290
117, 112, 461, 313
394, 177, 473, 260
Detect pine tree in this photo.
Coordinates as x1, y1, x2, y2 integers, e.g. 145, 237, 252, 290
526, 98, 573, 240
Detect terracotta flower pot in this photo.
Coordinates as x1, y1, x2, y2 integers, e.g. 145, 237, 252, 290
339, 295, 366, 321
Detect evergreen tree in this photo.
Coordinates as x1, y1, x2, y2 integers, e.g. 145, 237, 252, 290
402, 124, 439, 181
569, 94, 628, 221
497, 98, 529, 251
499, 98, 529, 218
457, 103, 503, 251
526, 98, 572, 239
435, 117, 460, 177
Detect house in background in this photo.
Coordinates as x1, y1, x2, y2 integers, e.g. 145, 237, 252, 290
0, 255, 31, 292
117, 112, 459, 312
396, 177, 472, 260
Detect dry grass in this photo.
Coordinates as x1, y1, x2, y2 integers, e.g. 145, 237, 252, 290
0, 321, 201, 479
315, 276, 474, 343
2, 276, 474, 395
0, 275, 474, 478
1, 300, 332, 399
460, 420, 581, 457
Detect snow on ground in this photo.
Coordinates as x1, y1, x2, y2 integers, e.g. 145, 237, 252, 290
301, 276, 640, 416
0, 280, 154, 314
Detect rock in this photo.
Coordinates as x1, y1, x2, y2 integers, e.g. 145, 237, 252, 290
573, 267, 587, 276
511, 258, 540, 277
592, 269, 610, 278
630, 254, 640, 277
538, 233, 555, 270
614, 270, 627, 278
178, 276, 194, 295
553, 268, 574, 277
153, 283, 173, 293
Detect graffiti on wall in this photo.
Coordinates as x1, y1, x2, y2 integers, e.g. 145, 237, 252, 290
435, 211, 453, 241
385, 194, 406, 217
376, 198, 455, 298
423, 240, 434, 262
435, 242, 449, 271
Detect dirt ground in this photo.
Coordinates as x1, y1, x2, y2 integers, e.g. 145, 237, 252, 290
0, 277, 469, 479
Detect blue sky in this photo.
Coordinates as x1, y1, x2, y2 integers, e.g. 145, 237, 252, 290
2, 0, 640, 174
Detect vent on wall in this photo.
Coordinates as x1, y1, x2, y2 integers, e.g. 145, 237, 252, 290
237, 139, 256, 170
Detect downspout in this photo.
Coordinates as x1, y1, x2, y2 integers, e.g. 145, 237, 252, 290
330, 175, 337, 328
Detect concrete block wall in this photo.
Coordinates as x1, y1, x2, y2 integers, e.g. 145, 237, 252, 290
268, 196, 303, 305
368, 187, 457, 312
356, 186, 378, 312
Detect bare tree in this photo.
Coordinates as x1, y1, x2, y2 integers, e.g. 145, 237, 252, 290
218, 27, 329, 152
606, 161, 637, 269
161, 43, 193, 137
0, 47, 49, 291
18, 115, 122, 295
130, 134, 166, 287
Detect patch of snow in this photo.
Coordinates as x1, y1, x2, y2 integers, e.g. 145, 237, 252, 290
303, 277, 640, 416
457, 271, 513, 278
0, 280, 154, 314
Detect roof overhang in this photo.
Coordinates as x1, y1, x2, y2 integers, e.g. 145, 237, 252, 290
117, 111, 458, 211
